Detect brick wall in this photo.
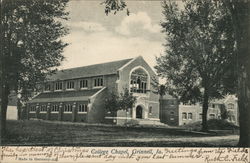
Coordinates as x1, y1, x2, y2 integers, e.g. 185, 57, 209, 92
159, 98, 179, 126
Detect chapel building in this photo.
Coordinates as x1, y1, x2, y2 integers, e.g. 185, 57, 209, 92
26, 56, 160, 125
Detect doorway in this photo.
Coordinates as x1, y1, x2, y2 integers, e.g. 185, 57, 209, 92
136, 105, 143, 119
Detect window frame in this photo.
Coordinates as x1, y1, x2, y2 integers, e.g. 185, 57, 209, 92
93, 77, 103, 88
188, 113, 193, 120
64, 104, 73, 113
199, 113, 202, 119
40, 105, 47, 113
66, 81, 75, 90
80, 79, 88, 89
55, 81, 63, 91
51, 104, 59, 113
78, 104, 88, 114
227, 103, 234, 110
148, 106, 152, 115
44, 83, 51, 92
29, 106, 36, 113
182, 112, 187, 120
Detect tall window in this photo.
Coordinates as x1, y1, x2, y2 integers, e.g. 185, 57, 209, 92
64, 104, 73, 112
78, 104, 87, 113
130, 68, 148, 93
40, 105, 47, 112
148, 106, 152, 114
188, 113, 193, 120
55, 82, 63, 90
44, 83, 51, 91
182, 112, 187, 120
51, 105, 59, 112
30, 106, 36, 112
80, 79, 88, 88
66, 81, 75, 90
94, 77, 103, 87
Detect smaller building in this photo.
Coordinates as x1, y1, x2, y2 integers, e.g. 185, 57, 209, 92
160, 95, 239, 126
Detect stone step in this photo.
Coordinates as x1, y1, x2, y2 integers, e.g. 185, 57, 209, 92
136, 119, 166, 126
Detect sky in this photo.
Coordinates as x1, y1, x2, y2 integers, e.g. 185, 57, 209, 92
60, 0, 166, 71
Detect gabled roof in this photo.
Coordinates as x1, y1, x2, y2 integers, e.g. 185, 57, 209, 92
27, 89, 101, 103
47, 58, 133, 81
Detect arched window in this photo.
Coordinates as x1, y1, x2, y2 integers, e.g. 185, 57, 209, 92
130, 68, 148, 94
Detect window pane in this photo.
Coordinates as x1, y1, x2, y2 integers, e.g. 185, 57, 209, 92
182, 113, 187, 119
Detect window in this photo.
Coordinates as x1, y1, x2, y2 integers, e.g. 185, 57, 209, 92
80, 79, 88, 89
66, 81, 75, 90
94, 77, 103, 87
170, 111, 174, 120
55, 82, 63, 91
78, 104, 87, 113
229, 115, 235, 122
188, 113, 193, 120
30, 106, 36, 112
228, 103, 234, 110
130, 68, 148, 94
64, 104, 73, 112
212, 104, 215, 108
169, 100, 175, 105
209, 114, 215, 119
149, 106, 152, 114
199, 113, 202, 119
182, 112, 187, 120
40, 105, 47, 112
44, 83, 51, 91
51, 105, 59, 112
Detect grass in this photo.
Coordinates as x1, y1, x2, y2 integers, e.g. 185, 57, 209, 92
181, 119, 239, 133
2, 120, 239, 147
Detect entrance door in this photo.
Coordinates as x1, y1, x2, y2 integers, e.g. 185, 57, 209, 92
136, 106, 143, 119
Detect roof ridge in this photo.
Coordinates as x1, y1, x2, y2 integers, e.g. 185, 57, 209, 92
59, 58, 134, 72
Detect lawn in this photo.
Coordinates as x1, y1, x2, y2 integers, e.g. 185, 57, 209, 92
2, 120, 239, 147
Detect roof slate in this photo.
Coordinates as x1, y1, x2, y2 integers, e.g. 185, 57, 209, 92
27, 89, 101, 103
47, 58, 133, 81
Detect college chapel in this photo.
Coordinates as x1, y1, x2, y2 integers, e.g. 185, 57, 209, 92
26, 56, 161, 125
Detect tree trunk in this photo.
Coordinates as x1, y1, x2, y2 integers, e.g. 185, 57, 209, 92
201, 87, 209, 132
1, 84, 10, 138
226, 0, 250, 147
237, 38, 250, 147
237, 70, 250, 146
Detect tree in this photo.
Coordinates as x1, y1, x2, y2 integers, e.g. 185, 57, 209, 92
105, 91, 120, 116
155, 0, 235, 131
119, 88, 137, 111
222, 0, 250, 147
105, 88, 136, 116
102, 0, 129, 15
0, 0, 69, 137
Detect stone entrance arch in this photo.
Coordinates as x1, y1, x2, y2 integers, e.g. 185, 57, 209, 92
136, 105, 143, 119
